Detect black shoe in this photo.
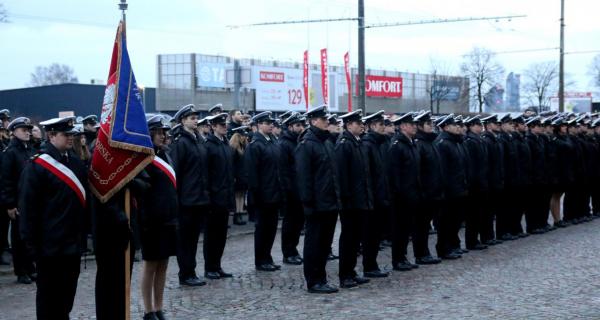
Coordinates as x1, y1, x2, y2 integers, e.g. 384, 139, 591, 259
143, 312, 159, 320
416, 256, 442, 265
179, 276, 207, 286
440, 252, 462, 260
393, 261, 414, 271
283, 255, 303, 265
363, 269, 389, 278
17, 275, 32, 285
555, 220, 569, 228
217, 269, 233, 278
466, 244, 488, 250
155, 310, 167, 320
205, 271, 221, 280
530, 228, 546, 234
353, 276, 370, 285
256, 263, 278, 272
308, 283, 338, 294
340, 278, 359, 288
516, 232, 530, 238
500, 234, 518, 241
272, 263, 282, 270
327, 253, 339, 261
545, 224, 557, 231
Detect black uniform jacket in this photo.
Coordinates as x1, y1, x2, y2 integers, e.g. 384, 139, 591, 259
388, 132, 422, 204
334, 130, 373, 211
362, 131, 390, 208
137, 149, 178, 230
481, 131, 505, 191
168, 126, 210, 207
463, 131, 489, 193
19, 143, 88, 259
435, 131, 468, 199
244, 132, 283, 205
294, 126, 341, 214
277, 130, 301, 203
526, 132, 547, 186
414, 130, 444, 201
206, 133, 235, 210
1, 138, 35, 208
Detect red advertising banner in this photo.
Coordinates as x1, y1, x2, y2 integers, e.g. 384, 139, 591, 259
356, 75, 403, 98
320, 48, 329, 106
344, 52, 352, 112
259, 71, 285, 82
303, 50, 309, 111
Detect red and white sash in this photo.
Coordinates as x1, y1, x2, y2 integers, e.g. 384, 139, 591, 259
34, 154, 86, 207
152, 156, 176, 189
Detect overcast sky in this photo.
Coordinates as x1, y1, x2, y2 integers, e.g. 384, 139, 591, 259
1, 0, 599, 99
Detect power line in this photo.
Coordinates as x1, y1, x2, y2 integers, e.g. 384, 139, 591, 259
365, 15, 527, 29
227, 17, 359, 29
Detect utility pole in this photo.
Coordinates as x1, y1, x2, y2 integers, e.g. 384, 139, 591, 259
233, 59, 241, 110
357, 0, 366, 113
558, 0, 565, 112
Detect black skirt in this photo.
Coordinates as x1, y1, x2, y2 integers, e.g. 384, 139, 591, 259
140, 225, 177, 261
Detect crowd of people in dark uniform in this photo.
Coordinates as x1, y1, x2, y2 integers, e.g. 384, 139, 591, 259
1, 101, 600, 319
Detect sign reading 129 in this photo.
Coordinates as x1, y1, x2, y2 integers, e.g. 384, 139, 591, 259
288, 89, 303, 105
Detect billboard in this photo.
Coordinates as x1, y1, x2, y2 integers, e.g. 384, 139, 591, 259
550, 92, 593, 113
195, 62, 232, 88
356, 75, 403, 98
252, 66, 339, 111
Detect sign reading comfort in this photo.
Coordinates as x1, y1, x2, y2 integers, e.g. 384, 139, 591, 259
357, 75, 403, 98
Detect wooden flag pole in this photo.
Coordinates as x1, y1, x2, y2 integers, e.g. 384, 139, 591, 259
125, 188, 131, 320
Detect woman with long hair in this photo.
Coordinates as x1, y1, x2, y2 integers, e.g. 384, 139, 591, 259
549, 118, 573, 228
229, 126, 250, 225
72, 126, 91, 167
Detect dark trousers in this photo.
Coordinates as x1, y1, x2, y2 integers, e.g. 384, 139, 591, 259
339, 209, 363, 279
413, 201, 437, 258
95, 245, 134, 320
176, 205, 205, 279
465, 192, 487, 247
481, 191, 500, 242
281, 199, 305, 258
36, 255, 80, 320
563, 188, 578, 221
381, 206, 393, 242
436, 197, 463, 256
361, 208, 382, 271
391, 200, 416, 264
509, 187, 526, 235
525, 186, 547, 231
203, 206, 229, 272
303, 211, 337, 288
11, 216, 35, 276
0, 206, 8, 251
592, 187, 600, 214
254, 203, 280, 265
496, 189, 512, 237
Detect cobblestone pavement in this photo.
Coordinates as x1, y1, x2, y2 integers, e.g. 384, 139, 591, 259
2, 218, 600, 320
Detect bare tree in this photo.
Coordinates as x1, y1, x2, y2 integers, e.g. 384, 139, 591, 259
522, 61, 559, 112
0, 3, 8, 23
460, 47, 504, 113
28, 63, 79, 87
426, 59, 457, 114
590, 54, 600, 90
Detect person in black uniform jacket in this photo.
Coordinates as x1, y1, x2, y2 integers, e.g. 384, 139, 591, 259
278, 112, 306, 265
244, 111, 284, 272
295, 105, 341, 294
434, 115, 469, 259
480, 115, 505, 244
0, 111, 10, 266
549, 118, 575, 227
379, 117, 395, 246
204, 113, 235, 280
324, 114, 341, 261
19, 116, 88, 320
525, 116, 550, 234
361, 110, 394, 274
1, 117, 36, 284
136, 116, 178, 320
168, 104, 209, 286
510, 115, 533, 237
334, 110, 373, 288
413, 111, 444, 264
462, 116, 490, 250
495, 115, 520, 241
590, 119, 600, 217
388, 113, 423, 269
